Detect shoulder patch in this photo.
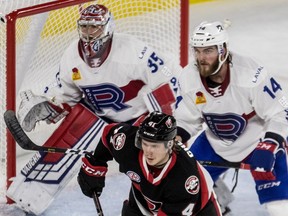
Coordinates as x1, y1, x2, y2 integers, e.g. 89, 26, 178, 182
126, 171, 141, 183
112, 133, 126, 150
195, 91, 206, 104
185, 175, 200, 195
72, 67, 82, 80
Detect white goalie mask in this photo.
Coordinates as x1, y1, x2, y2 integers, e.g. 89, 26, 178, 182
190, 21, 229, 75
77, 4, 114, 68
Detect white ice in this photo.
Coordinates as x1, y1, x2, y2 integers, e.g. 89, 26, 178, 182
1, 0, 288, 215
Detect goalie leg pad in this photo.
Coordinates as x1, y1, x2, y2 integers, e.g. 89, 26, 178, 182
7, 103, 107, 215
42, 103, 103, 162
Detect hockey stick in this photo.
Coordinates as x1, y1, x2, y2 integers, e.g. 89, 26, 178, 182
4, 110, 105, 215
4, 110, 251, 170
93, 192, 104, 216
198, 160, 250, 170
3, 110, 93, 155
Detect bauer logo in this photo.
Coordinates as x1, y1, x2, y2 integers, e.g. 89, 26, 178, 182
185, 175, 200, 195
126, 171, 141, 182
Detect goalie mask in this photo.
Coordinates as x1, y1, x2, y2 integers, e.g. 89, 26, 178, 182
77, 4, 114, 68
190, 21, 229, 75
135, 111, 177, 150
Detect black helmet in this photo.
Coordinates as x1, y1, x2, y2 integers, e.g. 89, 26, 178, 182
135, 111, 177, 149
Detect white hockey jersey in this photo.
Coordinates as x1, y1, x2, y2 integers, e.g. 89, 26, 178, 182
175, 52, 288, 162
45, 33, 180, 122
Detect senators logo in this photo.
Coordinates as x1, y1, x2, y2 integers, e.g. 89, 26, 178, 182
185, 176, 200, 195
112, 133, 126, 150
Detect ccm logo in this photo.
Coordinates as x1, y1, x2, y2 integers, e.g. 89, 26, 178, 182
257, 142, 277, 151
82, 163, 107, 177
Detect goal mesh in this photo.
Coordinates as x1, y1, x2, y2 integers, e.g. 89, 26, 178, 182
0, 0, 189, 203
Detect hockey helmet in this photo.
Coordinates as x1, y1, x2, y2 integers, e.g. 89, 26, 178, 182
77, 4, 114, 67
135, 111, 177, 149
190, 21, 230, 75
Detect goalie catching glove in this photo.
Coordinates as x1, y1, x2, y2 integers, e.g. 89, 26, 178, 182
17, 90, 71, 132
78, 154, 107, 198
250, 132, 286, 181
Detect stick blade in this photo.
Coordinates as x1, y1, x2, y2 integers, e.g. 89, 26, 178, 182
4, 110, 37, 151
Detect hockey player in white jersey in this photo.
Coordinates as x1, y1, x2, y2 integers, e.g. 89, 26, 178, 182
8, 4, 180, 215
175, 21, 288, 216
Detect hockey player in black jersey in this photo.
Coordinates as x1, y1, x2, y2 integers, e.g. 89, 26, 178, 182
77, 111, 222, 215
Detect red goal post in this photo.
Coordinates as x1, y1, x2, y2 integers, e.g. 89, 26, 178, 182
0, 0, 189, 203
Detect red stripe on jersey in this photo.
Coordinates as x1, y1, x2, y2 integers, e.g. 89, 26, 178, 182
196, 163, 210, 210
242, 110, 256, 121
210, 192, 222, 216
121, 80, 145, 102
138, 151, 177, 185
157, 209, 168, 216
101, 123, 118, 150
132, 181, 141, 192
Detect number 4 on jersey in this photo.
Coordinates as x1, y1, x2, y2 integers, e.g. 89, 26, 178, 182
263, 77, 282, 99
182, 203, 194, 216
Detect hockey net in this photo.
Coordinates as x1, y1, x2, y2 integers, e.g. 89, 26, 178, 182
0, 0, 189, 203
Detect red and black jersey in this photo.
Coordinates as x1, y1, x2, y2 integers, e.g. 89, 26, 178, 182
92, 123, 217, 215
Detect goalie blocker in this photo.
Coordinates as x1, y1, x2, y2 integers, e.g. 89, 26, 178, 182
7, 103, 107, 215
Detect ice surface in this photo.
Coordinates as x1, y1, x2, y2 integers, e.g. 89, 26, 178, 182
1, 0, 288, 215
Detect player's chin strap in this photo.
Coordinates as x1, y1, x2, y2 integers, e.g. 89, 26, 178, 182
209, 45, 229, 76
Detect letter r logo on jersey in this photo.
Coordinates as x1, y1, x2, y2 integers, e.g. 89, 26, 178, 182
203, 112, 247, 141
81, 84, 130, 114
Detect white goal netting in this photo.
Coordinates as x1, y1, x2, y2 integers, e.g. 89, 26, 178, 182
0, 0, 188, 203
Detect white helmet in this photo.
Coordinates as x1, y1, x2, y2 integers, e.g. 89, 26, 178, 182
190, 21, 229, 75
77, 4, 114, 68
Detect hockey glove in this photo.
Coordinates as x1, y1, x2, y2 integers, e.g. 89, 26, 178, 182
18, 90, 71, 132
77, 154, 107, 198
250, 132, 285, 181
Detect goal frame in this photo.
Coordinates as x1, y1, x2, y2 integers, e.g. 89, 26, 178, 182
4, 0, 189, 203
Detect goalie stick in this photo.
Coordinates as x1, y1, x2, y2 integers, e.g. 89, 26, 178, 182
4, 110, 93, 155
4, 110, 250, 170
4, 109, 105, 215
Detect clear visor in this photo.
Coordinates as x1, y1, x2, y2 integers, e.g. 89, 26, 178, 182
77, 20, 105, 43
